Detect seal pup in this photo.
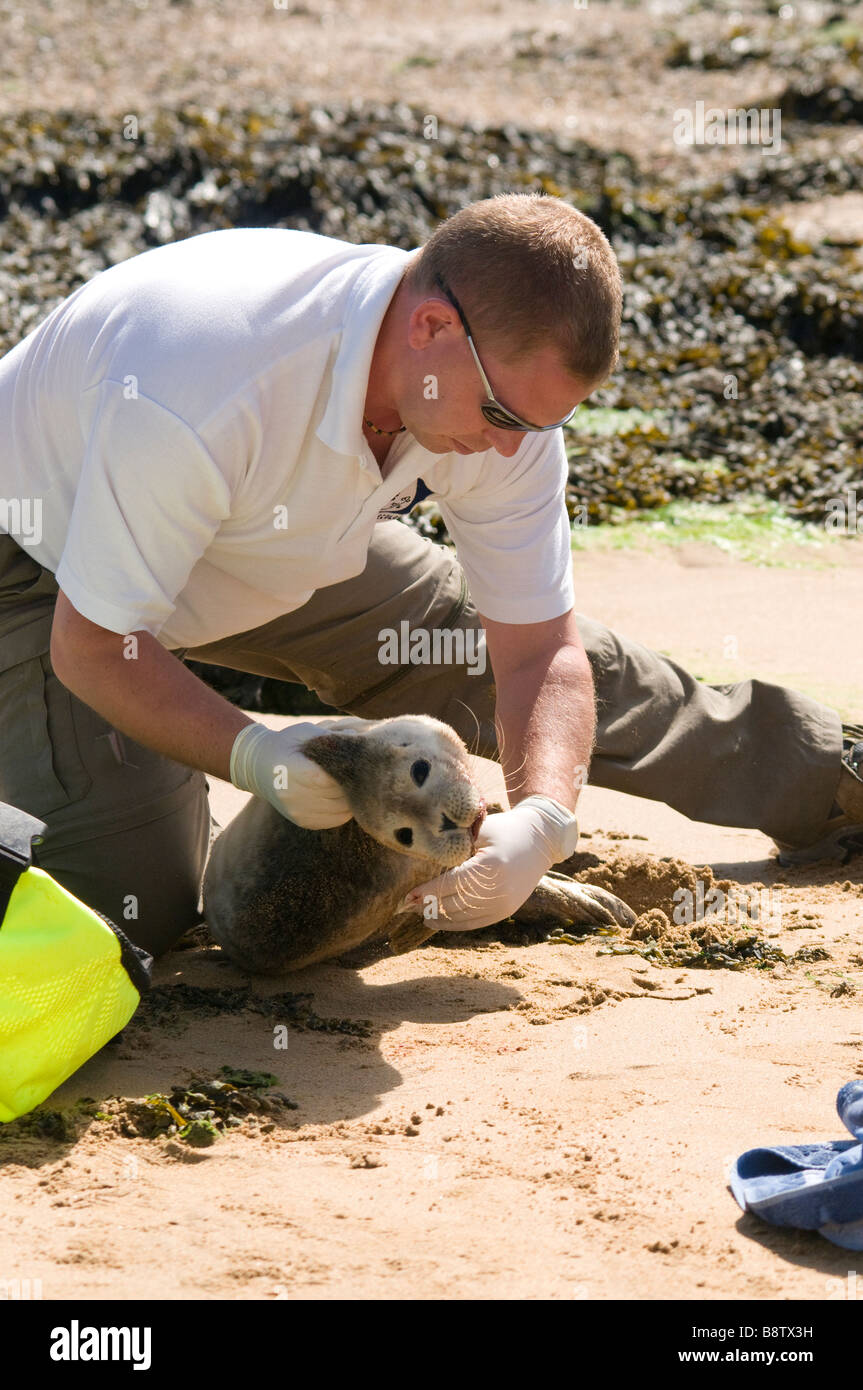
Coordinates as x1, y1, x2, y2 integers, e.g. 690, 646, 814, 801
203, 714, 635, 975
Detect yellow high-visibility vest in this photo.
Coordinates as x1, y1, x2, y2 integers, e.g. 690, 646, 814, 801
0, 801, 151, 1123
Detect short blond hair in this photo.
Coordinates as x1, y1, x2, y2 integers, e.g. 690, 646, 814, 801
406, 192, 622, 385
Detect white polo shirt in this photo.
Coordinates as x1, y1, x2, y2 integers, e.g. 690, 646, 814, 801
0, 227, 575, 649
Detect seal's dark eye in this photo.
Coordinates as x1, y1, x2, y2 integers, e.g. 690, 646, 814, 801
395, 827, 413, 847
410, 758, 431, 787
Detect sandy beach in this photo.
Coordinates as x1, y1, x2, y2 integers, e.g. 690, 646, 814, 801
3, 538, 862, 1300
2, 0, 862, 1306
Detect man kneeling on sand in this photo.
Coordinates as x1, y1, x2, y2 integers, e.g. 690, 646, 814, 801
0, 191, 860, 957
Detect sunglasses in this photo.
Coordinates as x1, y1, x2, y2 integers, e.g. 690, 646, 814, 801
433, 273, 580, 433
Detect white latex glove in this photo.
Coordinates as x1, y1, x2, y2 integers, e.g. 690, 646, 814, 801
396, 794, 580, 930
229, 717, 370, 828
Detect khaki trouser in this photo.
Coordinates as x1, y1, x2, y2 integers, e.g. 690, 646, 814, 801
0, 524, 841, 956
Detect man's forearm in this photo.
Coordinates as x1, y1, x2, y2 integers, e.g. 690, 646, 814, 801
493, 646, 596, 813
50, 599, 254, 780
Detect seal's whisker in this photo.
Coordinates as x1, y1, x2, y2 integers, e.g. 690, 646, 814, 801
448, 862, 496, 895
453, 882, 505, 912
489, 720, 507, 768
452, 865, 499, 909
503, 774, 532, 796
451, 698, 482, 759
461, 867, 494, 889
503, 764, 530, 784
501, 755, 532, 798
494, 724, 530, 779
502, 750, 529, 777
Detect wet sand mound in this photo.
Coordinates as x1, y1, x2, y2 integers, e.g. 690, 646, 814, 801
561, 847, 713, 921
554, 847, 818, 970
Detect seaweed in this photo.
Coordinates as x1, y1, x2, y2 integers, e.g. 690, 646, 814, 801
129, 983, 372, 1038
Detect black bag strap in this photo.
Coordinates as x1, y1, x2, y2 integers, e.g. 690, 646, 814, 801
94, 911, 153, 995
0, 801, 47, 924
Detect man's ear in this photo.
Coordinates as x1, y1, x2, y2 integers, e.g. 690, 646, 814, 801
407, 296, 458, 351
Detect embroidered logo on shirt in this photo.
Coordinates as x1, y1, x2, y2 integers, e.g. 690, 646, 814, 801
376, 477, 433, 521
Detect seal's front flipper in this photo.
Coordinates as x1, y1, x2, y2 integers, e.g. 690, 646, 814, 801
387, 913, 438, 956
512, 871, 638, 933
387, 872, 638, 953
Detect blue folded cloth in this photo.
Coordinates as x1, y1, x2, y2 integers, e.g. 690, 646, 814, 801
730, 1081, 863, 1250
